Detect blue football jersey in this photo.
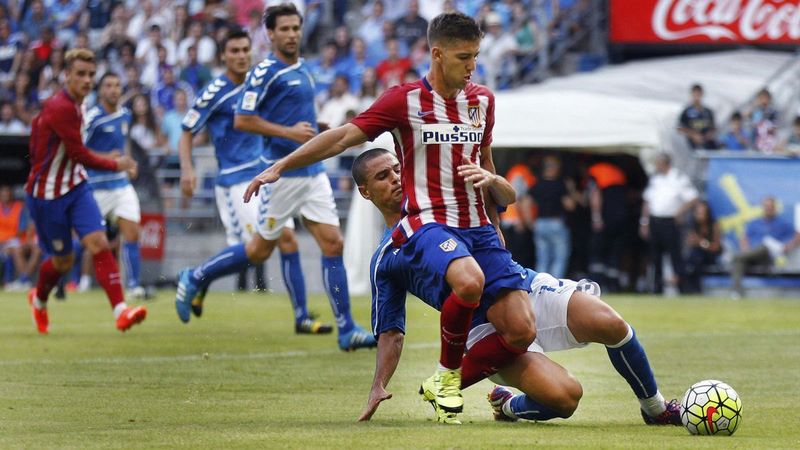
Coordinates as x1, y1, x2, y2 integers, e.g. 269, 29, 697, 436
236, 54, 325, 178
83, 105, 132, 190
369, 228, 452, 337
182, 74, 266, 187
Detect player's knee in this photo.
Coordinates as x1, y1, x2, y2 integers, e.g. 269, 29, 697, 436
549, 377, 582, 418
277, 230, 299, 253
595, 308, 628, 346
504, 321, 536, 349
245, 239, 271, 263
451, 272, 484, 303
319, 233, 344, 257
52, 254, 75, 273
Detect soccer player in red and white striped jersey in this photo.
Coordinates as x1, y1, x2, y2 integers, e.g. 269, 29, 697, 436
24, 48, 146, 334
244, 12, 536, 422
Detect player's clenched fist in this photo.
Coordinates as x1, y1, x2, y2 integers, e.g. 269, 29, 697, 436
114, 155, 137, 173
287, 121, 316, 144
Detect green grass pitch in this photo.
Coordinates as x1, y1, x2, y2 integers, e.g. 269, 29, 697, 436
1, 290, 798, 449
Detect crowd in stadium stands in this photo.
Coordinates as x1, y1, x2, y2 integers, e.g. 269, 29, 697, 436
678, 83, 800, 155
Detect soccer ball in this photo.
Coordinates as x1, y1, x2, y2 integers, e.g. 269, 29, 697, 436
680, 380, 742, 436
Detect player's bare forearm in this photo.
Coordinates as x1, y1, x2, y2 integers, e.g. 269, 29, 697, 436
358, 330, 403, 421
178, 131, 195, 171
233, 114, 288, 138
478, 147, 515, 206
273, 123, 368, 174
371, 330, 404, 390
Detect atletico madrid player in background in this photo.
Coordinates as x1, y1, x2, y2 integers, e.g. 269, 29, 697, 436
25, 48, 147, 334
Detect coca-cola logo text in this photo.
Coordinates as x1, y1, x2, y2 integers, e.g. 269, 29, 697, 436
611, 0, 800, 43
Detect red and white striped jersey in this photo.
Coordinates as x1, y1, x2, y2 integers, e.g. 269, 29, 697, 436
351, 77, 495, 242
26, 90, 117, 200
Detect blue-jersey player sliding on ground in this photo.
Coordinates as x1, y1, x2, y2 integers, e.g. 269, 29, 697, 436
176, 29, 332, 335
175, 6, 375, 351
353, 148, 681, 426
83, 71, 146, 299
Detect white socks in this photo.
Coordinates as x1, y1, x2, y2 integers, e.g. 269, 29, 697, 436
113, 302, 128, 319
640, 391, 667, 417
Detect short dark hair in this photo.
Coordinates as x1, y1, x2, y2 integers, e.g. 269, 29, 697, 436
352, 148, 393, 186
97, 71, 119, 88
221, 29, 251, 52
427, 12, 482, 47
794, 115, 800, 126
730, 111, 742, 121
691, 83, 703, 93
263, 3, 303, 31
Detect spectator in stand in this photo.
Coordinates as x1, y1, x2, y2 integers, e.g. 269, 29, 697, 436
0, 19, 21, 96
122, 65, 149, 104
394, 0, 428, 50
731, 196, 800, 299
359, 0, 386, 49
720, 111, 751, 151
151, 65, 194, 115
331, 25, 352, 63
86, 0, 117, 50
180, 45, 213, 94
50, 0, 82, 45
0, 101, 27, 133
20, 0, 54, 43
678, 84, 717, 150
127, 0, 164, 41
136, 24, 177, 87
587, 159, 628, 292
640, 153, 698, 295
232, 0, 266, 27
37, 46, 65, 94
178, 21, 217, 66
683, 201, 721, 294
747, 88, 779, 152
307, 40, 339, 101
318, 75, 360, 129
480, 12, 518, 90
408, 36, 430, 74
161, 87, 189, 156
1, 185, 39, 291
13, 70, 38, 108
777, 116, 800, 156
500, 153, 537, 270
166, 4, 191, 46
30, 26, 59, 68
375, 38, 412, 89
130, 93, 167, 159
357, 67, 380, 112
246, 9, 271, 61
336, 37, 372, 94
527, 155, 578, 279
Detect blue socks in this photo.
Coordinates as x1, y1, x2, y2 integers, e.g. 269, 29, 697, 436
123, 240, 141, 288
321, 255, 354, 334
605, 325, 659, 399
506, 395, 565, 421
192, 243, 251, 289
280, 252, 309, 323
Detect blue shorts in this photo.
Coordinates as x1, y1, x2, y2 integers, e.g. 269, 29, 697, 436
400, 223, 530, 325
26, 182, 105, 256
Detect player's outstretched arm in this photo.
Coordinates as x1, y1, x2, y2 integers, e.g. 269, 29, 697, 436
178, 130, 197, 198
49, 104, 123, 172
358, 329, 404, 422
243, 123, 368, 202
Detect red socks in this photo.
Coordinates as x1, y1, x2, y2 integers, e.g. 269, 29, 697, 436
35, 258, 62, 303
93, 250, 124, 309
439, 292, 479, 370
460, 333, 527, 389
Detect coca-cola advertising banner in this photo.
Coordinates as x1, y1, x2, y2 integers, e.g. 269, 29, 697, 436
609, 0, 800, 44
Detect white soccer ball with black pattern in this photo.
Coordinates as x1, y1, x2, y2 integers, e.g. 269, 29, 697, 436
680, 380, 742, 436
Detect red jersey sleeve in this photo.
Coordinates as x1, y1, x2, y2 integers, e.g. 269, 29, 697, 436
350, 86, 407, 141
480, 92, 495, 148
47, 99, 118, 172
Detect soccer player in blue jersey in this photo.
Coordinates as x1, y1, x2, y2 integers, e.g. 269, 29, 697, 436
176, 30, 331, 335
174, 10, 375, 351
353, 148, 681, 426
83, 71, 145, 299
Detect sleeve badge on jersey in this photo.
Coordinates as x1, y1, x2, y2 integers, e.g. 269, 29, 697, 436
438, 238, 458, 252
182, 108, 201, 128
468, 105, 482, 127
242, 91, 258, 111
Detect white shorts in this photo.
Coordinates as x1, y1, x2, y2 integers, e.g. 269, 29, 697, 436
467, 272, 591, 385
93, 185, 141, 223
215, 183, 294, 246
257, 173, 340, 240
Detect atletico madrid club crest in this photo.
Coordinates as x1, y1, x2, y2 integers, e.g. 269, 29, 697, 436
439, 238, 458, 252
468, 104, 481, 127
